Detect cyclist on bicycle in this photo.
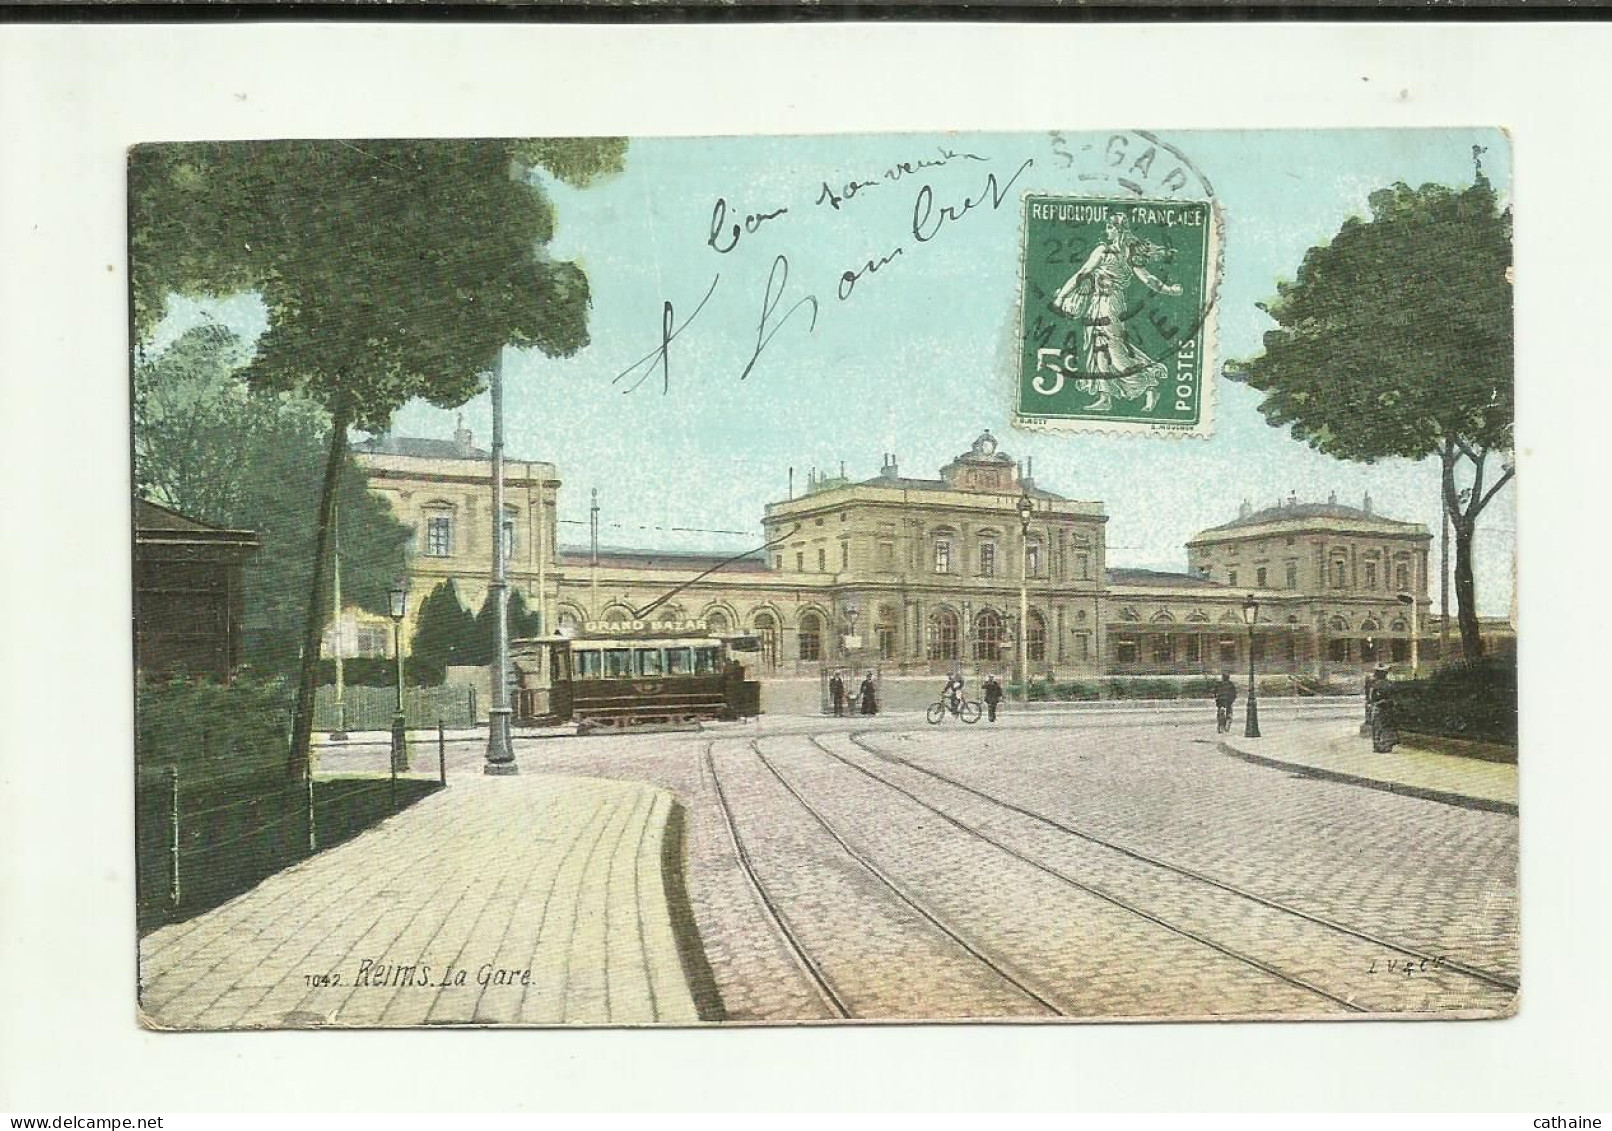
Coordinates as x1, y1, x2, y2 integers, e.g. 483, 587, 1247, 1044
943, 672, 965, 715
1214, 672, 1237, 732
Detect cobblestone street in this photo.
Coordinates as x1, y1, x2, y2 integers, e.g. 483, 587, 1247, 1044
510, 707, 1520, 1023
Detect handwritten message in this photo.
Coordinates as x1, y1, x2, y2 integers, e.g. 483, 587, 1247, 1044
612, 146, 1033, 395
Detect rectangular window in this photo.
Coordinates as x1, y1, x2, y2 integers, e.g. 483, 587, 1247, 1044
1027, 543, 1041, 577
1219, 637, 1238, 664
934, 539, 951, 574
1365, 561, 1378, 589
1076, 553, 1089, 581
426, 515, 454, 557
878, 542, 894, 569
694, 647, 721, 675
1396, 562, 1411, 591
603, 648, 633, 678
1073, 633, 1090, 662
1251, 636, 1266, 662
841, 542, 849, 570
1391, 639, 1409, 662
1185, 635, 1202, 664
634, 648, 664, 677
1228, 569, 1238, 588
773, 554, 782, 571
1152, 634, 1174, 664
796, 552, 804, 572
1333, 560, 1347, 588
980, 542, 996, 577
1114, 636, 1138, 664
665, 647, 693, 674
502, 518, 516, 563
574, 650, 604, 679
1286, 562, 1298, 589
1256, 567, 1267, 588
817, 547, 826, 572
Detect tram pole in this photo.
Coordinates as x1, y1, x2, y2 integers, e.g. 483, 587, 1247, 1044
485, 347, 517, 776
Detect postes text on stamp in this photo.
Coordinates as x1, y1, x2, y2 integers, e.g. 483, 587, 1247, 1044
1016, 195, 1217, 437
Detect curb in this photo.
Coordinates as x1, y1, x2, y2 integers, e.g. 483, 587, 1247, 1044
657, 799, 726, 1022
1216, 740, 1518, 816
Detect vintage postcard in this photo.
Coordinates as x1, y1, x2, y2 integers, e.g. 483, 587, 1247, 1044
130, 128, 1516, 1028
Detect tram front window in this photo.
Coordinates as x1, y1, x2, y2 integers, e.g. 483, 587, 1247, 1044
694, 646, 721, 675
634, 648, 664, 677
665, 647, 693, 674
574, 650, 603, 679
603, 648, 633, 678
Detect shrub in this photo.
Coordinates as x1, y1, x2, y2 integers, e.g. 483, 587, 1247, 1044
136, 674, 292, 784
1392, 657, 1517, 746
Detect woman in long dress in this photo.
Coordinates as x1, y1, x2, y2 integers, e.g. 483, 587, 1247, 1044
1368, 669, 1400, 753
1053, 212, 1182, 413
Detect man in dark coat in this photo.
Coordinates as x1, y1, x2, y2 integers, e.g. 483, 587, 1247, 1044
1214, 672, 1237, 733
983, 674, 1004, 722
858, 672, 878, 715
1368, 666, 1399, 753
829, 670, 845, 717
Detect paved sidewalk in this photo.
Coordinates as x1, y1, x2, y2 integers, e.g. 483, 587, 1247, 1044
1220, 722, 1517, 814
138, 774, 702, 1028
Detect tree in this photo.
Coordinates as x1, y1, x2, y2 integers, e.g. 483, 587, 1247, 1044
1228, 171, 1512, 659
467, 589, 546, 667
131, 138, 628, 775
134, 325, 412, 677
407, 581, 478, 686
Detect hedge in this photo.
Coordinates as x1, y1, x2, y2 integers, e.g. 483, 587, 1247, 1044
136, 674, 292, 786
1391, 657, 1517, 746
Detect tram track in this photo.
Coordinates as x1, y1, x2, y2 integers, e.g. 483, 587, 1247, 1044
703, 740, 1066, 1020
835, 730, 1519, 1001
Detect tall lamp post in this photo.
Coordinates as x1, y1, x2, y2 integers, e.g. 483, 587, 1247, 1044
485, 348, 517, 776
1017, 491, 1034, 696
1242, 593, 1261, 739
388, 580, 409, 773
1397, 592, 1420, 676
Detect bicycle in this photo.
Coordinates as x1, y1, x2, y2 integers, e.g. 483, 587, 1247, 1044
927, 697, 982, 725
1215, 702, 1233, 733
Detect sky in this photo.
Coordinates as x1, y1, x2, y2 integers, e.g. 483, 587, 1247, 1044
152, 128, 1514, 615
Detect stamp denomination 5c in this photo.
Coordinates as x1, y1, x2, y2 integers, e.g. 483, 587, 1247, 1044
1016, 195, 1218, 437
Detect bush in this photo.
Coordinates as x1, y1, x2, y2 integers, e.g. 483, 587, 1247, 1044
136, 674, 292, 785
1392, 657, 1517, 746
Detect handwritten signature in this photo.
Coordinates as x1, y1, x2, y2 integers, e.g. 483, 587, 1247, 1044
612, 155, 1033, 394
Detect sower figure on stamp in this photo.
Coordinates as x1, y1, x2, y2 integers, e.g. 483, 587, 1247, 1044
829, 670, 845, 717
1053, 212, 1181, 413
984, 674, 1004, 722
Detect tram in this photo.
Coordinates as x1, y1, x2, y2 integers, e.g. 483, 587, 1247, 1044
512, 618, 762, 730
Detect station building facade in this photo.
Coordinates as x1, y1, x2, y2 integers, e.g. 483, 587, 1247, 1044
352, 428, 1453, 681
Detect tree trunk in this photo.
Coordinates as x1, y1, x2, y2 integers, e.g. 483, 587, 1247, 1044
1452, 518, 1484, 661
287, 401, 351, 780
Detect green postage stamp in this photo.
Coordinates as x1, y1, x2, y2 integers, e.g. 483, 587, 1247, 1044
1016, 195, 1219, 437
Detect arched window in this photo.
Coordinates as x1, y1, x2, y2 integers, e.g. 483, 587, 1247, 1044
705, 609, 730, 636
928, 609, 959, 661
1027, 610, 1047, 662
1328, 615, 1349, 633
974, 609, 1004, 660
798, 612, 823, 662
753, 611, 778, 669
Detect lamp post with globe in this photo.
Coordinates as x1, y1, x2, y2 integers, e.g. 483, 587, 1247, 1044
1242, 593, 1261, 739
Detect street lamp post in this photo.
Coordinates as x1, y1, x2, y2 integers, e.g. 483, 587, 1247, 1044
1397, 592, 1419, 676
387, 581, 408, 773
1017, 492, 1034, 696
484, 348, 517, 776
844, 602, 859, 657
1242, 593, 1261, 739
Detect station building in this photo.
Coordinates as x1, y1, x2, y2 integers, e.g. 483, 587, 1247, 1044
350, 428, 1470, 681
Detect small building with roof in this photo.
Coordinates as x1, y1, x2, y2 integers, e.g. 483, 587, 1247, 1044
134, 499, 260, 680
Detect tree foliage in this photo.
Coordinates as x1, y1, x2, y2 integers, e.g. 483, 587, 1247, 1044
1229, 171, 1513, 657
466, 589, 546, 667
130, 137, 628, 773
407, 581, 478, 686
134, 325, 413, 677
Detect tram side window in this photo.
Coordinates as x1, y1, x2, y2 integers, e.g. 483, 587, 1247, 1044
665, 647, 693, 674
635, 648, 664, 677
603, 649, 633, 678
574, 650, 603, 679
694, 646, 721, 675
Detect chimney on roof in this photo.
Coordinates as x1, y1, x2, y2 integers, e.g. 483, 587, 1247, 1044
454, 415, 474, 456
1287, 490, 1298, 507
840, 461, 846, 479
1328, 490, 1338, 505
1238, 498, 1252, 520
880, 452, 900, 480
1363, 491, 1373, 515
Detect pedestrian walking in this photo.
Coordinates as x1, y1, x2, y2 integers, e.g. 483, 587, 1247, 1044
983, 674, 1004, 722
1214, 672, 1237, 733
829, 670, 846, 717
858, 671, 878, 716
1367, 664, 1399, 753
